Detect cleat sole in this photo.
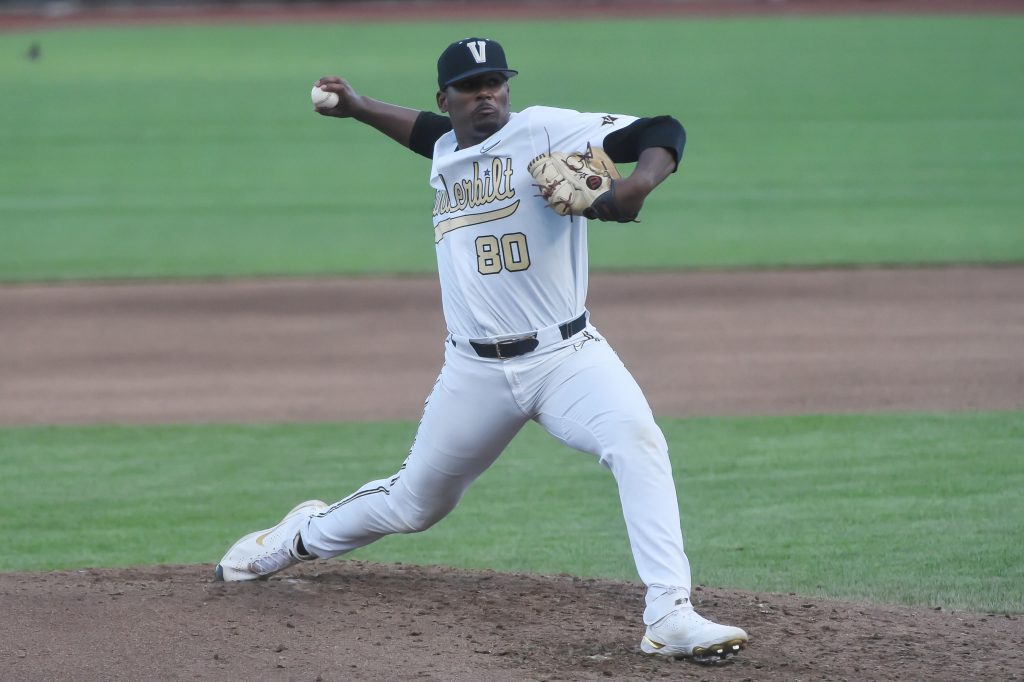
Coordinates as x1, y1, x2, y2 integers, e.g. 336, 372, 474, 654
690, 638, 746, 664
643, 636, 747, 664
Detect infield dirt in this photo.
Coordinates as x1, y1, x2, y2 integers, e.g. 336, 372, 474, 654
2, 267, 1023, 426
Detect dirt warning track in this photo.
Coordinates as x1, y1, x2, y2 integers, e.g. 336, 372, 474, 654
1, 267, 1021, 426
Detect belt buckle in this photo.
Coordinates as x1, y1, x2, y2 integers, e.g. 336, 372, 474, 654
494, 334, 536, 359
494, 338, 517, 360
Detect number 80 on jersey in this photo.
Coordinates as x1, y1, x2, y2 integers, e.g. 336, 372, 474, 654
476, 232, 531, 275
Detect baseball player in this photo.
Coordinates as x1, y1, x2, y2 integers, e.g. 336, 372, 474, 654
216, 37, 748, 662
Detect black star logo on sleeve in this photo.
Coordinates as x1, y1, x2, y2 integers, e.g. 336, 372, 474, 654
601, 115, 618, 126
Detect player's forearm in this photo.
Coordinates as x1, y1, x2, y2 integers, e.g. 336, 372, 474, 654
628, 147, 677, 195
614, 147, 676, 216
351, 97, 422, 148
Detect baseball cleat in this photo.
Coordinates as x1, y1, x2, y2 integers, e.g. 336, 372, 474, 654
640, 594, 748, 663
214, 499, 326, 582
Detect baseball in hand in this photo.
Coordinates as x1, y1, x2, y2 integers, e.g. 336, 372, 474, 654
311, 85, 339, 109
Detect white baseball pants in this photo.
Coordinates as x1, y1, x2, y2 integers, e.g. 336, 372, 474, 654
302, 323, 692, 607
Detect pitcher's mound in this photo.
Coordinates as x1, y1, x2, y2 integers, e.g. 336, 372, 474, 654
2, 561, 1020, 681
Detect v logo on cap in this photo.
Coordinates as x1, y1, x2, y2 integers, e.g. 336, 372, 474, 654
467, 40, 487, 64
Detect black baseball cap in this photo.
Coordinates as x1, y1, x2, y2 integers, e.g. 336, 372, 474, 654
437, 37, 518, 89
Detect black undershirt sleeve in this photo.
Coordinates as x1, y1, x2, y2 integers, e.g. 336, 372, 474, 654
602, 116, 686, 171
409, 111, 454, 159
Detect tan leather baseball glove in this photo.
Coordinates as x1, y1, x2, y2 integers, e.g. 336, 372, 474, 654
527, 144, 636, 222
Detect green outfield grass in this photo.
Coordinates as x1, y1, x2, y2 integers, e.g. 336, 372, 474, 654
1, 412, 1021, 613
2, 15, 1022, 281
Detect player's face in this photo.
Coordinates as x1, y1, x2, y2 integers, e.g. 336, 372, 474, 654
438, 73, 511, 147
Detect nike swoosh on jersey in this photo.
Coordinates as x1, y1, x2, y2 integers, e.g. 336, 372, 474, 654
434, 200, 520, 243
480, 140, 501, 153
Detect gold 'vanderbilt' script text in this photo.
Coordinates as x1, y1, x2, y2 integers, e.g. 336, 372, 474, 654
434, 157, 515, 217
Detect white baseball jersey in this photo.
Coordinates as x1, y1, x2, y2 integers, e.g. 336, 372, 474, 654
300, 97, 697, 634
429, 106, 638, 341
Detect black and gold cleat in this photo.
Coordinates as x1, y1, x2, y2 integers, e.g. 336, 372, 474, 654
689, 638, 746, 664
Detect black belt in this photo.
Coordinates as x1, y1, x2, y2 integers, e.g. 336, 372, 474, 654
470, 313, 587, 359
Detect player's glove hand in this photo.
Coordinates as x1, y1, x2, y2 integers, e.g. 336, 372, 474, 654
528, 144, 636, 222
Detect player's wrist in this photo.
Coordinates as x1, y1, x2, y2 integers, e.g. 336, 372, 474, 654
619, 174, 654, 203
348, 94, 378, 122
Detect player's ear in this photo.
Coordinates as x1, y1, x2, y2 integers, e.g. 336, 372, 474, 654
436, 90, 448, 113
